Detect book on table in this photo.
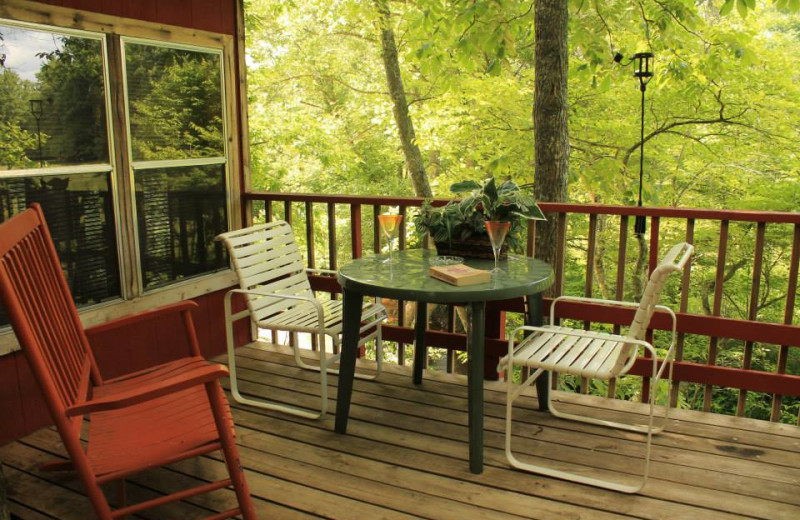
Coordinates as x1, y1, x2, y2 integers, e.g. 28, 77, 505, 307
429, 263, 491, 286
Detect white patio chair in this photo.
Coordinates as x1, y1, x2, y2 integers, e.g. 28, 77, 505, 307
498, 242, 693, 493
217, 221, 386, 419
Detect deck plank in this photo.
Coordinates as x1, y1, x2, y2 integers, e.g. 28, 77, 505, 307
2, 343, 798, 520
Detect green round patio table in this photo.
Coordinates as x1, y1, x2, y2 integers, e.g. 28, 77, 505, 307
335, 248, 554, 474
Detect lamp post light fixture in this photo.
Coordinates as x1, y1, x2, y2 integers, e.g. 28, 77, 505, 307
614, 51, 654, 237
29, 99, 44, 168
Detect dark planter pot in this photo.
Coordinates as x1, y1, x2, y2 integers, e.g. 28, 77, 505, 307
434, 236, 508, 259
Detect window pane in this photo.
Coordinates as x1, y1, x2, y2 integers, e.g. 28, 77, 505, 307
0, 172, 121, 326
0, 25, 109, 169
125, 43, 224, 161
134, 164, 228, 289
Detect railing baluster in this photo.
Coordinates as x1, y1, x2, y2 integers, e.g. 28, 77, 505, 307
284, 201, 292, 225
446, 305, 456, 373
608, 215, 629, 398
648, 216, 660, 274
327, 202, 337, 271
373, 205, 381, 254
398, 299, 406, 366
265, 200, 272, 223
399, 206, 407, 250
772, 223, 800, 422
302, 201, 319, 352
670, 218, 694, 408
555, 212, 567, 296
526, 220, 535, 257
350, 204, 362, 259
640, 216, 661, 403
738, 222, 765, 416
305, 201, 315, 268
581, 214, 598, 394
704, 220, 729, 412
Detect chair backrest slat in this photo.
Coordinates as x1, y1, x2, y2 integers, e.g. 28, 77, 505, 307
0, 205, 99, 415
613, 242, 694, 373
217, 221, 313, 324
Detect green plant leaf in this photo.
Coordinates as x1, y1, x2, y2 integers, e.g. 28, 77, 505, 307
719, 0, 734, 15
450, 179, 481, 193
736, 0, 748, 18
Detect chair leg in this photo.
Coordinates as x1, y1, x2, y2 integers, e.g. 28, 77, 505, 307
115, 479, 127, 520
504, 368, 664, 493
295, 332, 382, 381
547, 372, 672, 435
206, 383, 257, 520
226, 316, 326, 419
373, 323, 383, 377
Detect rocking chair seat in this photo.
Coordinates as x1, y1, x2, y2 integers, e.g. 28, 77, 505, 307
86, 357, 232, 482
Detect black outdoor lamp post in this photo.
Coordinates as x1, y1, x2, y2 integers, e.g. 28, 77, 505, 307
614, 51, 654, 237
29, 99, 44, 168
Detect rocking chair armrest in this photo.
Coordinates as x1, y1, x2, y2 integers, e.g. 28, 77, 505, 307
85, 301, 199, 339
65, 360, 228, 417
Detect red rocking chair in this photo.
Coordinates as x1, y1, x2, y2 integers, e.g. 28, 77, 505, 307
0, 205, 257, 520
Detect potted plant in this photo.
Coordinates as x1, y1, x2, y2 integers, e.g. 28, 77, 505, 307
412, 177, 545, 259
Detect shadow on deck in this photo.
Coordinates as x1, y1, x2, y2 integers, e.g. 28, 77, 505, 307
2, 343, 798, 519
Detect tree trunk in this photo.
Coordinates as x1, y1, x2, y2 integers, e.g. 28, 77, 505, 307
374, 0, 433, 198
533, 0, 569, 282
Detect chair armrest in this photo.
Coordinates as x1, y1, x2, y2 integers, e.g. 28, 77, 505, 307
549, 295, 640, 325
85, 301, 199, 339
65, 358, 228, 417
224, 287, 324, 326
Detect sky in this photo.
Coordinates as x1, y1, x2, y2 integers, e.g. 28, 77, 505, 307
0, 24, 64, 82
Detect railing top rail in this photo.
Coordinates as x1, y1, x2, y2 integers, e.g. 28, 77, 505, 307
244, 191, 800, 224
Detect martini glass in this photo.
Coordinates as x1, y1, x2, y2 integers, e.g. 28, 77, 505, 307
378, 214, 403, 264
485, 220, 510, 275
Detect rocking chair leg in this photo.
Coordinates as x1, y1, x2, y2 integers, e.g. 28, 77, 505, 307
116, 479, 126, 520
206, 382, 257, 520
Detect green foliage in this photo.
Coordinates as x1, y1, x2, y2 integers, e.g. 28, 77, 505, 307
0, 69, 37, 168
0, 120, 36, 168
125, 44, 224, 161
244, 0, 800, 423
412, 177, 543, 248
36, 37, 108, 164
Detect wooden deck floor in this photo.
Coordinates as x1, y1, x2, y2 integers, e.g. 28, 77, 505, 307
2, 343, 799, 520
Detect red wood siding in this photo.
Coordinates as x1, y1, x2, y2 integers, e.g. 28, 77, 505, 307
31, 0, 236, 34
0, 287, 244, 444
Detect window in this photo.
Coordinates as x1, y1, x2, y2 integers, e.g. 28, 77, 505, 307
0, 17, 236, 329
0, 25, 121, 320
123, 41, 229, 289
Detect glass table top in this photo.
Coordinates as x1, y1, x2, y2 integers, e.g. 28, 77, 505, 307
337, 249, 554, 303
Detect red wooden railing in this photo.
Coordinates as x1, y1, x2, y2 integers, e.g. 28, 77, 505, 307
242, 191, 800, 424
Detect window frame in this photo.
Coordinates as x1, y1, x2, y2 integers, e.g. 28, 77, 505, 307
121, 36, 233, 294
0, 1, 243, 355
